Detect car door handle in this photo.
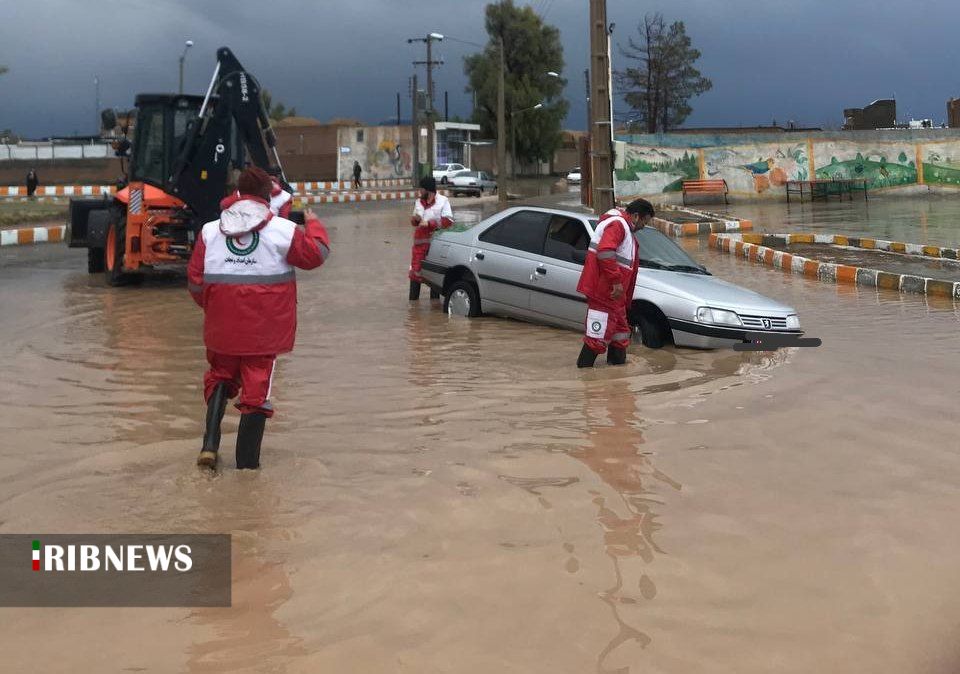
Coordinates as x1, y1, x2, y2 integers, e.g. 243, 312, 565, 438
535, 267, 547, 275
475, 252, 485, 260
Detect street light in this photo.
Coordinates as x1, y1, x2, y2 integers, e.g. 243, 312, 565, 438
178, 39, 194, 95
510, 102, 545, 180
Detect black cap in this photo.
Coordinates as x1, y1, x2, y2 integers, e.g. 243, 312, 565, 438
625, 198, 655, 217
419, 176, 437, 193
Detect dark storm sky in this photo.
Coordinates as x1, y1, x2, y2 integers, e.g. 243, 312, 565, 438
2, 0, 958, 138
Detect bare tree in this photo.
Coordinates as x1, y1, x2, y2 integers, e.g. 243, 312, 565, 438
617, 14, 711, 133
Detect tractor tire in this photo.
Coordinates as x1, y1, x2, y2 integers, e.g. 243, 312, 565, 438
87, 247, 105, 274
104, 219, 132, 287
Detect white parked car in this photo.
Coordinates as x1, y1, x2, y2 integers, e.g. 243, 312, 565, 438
433, 163, 468, 184
566, 167, 582, 184
448, 170, 497, 197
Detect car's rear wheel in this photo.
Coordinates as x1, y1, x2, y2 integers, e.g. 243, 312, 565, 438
444, 280, 481, 317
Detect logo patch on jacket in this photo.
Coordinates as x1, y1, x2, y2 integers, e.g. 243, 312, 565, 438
225, 232, 260, 256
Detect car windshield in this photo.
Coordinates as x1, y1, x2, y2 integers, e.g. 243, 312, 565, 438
437, 164, 450, 171
588, 219, 708, 273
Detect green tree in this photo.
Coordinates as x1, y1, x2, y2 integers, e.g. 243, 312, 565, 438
260, 89, 296, 123
464, 0, 568, 170
617, 14, 712, 133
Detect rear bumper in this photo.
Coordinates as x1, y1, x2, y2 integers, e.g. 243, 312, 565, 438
669, 318, 803, 349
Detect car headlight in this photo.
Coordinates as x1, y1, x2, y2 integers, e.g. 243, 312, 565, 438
786, 314, 801, 329
696, 307, 742, 326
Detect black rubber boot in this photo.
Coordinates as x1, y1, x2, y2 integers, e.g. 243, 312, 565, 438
236, 412, 267, 470
577, 344, 599, 368
429, 287, 441, 299
409, 280, 421, 300
197, 383, 228, 468
607, 345, 628, 365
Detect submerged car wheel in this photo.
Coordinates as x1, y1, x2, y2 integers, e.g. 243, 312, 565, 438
444, 280, 481, 317
630, 304, 672, 349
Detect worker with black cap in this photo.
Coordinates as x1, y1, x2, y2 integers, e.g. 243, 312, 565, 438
408, 175, 454, 300
575, 198, 655, 367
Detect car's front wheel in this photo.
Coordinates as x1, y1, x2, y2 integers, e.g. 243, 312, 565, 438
630, 304, 672, 348
444, 280, 482, 317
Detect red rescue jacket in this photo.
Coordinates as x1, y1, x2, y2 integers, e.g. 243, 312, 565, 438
576, 208, 639, 307
187, 195, 330, 355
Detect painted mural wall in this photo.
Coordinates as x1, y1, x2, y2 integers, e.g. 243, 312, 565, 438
919, 142, 960, 186
705, 142, 808, 195
615, 130, 960, 199
812, 141, 917, 188
337, 126, 414, 181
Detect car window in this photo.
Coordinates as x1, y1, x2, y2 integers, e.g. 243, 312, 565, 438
543, 215, 590, 262
479, 210, 550, 254
636, 228, 703, 268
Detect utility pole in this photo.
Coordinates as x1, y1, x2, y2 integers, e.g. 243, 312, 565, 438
589, 0, 614, 213
397, 92, 401, 125
94, 75, 100, 136
409, 33, 444, 174
411, 74, 420, 187
497, 35, 507, 207
584, 68, 591, 131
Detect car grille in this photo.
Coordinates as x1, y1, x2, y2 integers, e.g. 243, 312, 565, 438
739, 315, 787, 330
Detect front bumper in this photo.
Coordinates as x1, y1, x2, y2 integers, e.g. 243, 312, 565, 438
669, 318, 803, 349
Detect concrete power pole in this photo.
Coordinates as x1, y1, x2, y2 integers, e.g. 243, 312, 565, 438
409, 33, 444, 176
497, 36, 508, 207
411, 74, 420, 188
589, 0, 614, 213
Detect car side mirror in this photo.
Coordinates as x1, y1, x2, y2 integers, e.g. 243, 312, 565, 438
571, 250, 587, 264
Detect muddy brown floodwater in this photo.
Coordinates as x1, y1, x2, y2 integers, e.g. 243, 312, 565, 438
1, 199, 960, 673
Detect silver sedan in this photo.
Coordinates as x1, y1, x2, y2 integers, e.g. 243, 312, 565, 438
420, 206, 802, 349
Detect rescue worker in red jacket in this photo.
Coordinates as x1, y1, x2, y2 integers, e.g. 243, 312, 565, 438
221, 175, 293, 218
408, 175, 453, 300
188, 167, 330, 469
576, 199, 655, 368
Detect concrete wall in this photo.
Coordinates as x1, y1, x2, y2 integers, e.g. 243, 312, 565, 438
616, 129, 960, 199
0, 158, 124, 186
337, 126, 414, 182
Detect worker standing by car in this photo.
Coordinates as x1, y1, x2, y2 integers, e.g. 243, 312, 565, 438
408, 175, 453, 300
188, 167, 331, 470
576, 198, 654, 367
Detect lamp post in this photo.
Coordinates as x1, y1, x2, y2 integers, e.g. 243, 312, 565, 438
178, 40, 194, 95
510, 103, 543, 180
510, 72, 560, 180
408, 32, 444, 176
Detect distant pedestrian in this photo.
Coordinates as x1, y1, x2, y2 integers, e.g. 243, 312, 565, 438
352, 161, 363, 190
25, 169, 39, 198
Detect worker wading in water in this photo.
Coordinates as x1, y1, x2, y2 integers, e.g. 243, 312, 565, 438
188, 167, 330, 469
576, 199, 654, 368
408, 176, 453, 300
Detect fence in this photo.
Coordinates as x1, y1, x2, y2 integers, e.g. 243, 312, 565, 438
0, 143, 113, 161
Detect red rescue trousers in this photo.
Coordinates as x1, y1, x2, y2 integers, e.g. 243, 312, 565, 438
583, 299, 631, 354
408, 224, 434, 282
204, 350, 277, 417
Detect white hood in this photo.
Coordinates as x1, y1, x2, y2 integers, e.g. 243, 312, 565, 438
220, 199, 271, 236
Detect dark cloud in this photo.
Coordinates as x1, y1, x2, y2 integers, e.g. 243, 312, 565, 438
2, 0, 957, 138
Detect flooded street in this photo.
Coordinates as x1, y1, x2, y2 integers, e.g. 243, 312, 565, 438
2, 199, 960, 673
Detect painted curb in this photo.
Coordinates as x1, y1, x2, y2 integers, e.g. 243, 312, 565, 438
0, 225, 67, 247
651, 204, 753, 238
709, 232, 960, 300
296, 190, 449, 205
747, 231, 960, 261
1, 178, 413, 198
